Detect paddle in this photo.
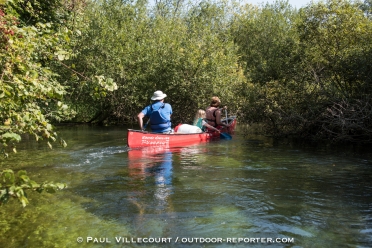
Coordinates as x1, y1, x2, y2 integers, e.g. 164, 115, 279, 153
220, 108, 232, 139
220, 132, 232, 140
142, 118, 150, 131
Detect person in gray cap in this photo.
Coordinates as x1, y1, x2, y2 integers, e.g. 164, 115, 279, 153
137, 90, 173, 133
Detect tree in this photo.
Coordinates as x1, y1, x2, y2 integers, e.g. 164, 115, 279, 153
298, 0, 372, 98
230, 1, 304, 130
0, 0, 116, 206
66, 0, 244, 125
296, 0, 372, 141
231, 0, 300, 84
231, 0, 372, 143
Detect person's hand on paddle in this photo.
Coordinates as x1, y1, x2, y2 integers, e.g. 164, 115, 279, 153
221, 105, 230, 127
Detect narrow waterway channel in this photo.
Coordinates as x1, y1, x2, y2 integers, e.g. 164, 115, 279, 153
1, 125, 372, 247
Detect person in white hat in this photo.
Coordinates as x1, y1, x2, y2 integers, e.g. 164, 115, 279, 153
137, 90, 173, 133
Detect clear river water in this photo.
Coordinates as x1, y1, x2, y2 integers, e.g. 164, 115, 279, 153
1, 125, 372, 248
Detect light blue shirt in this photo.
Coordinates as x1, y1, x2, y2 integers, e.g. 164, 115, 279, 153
142, 101, 172, 133
142, 101, 172, 120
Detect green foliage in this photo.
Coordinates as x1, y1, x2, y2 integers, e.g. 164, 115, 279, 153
360, 0, 372, 18
233, 0, 372, 142
1, 0, 115, 143
1, 0, 372, 186
64, 0, 244, 125
0, 169, 66, 207
231, 0, 300, 83
0, 0, 85, 206
5, 0, 65, 26
0, 7, 70, 151
298, 0, 372, 98
44, 0, 372, 142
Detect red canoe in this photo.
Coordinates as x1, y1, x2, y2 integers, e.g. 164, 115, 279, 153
127, 130, 213, 148
127, 116, 237, 148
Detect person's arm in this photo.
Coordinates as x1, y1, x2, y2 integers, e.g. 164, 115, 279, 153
137, 112, 145, 130
204, 122, 220, 132
216, 109, 230, 127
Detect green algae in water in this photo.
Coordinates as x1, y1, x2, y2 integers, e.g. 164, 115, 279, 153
0, 190, 133, 248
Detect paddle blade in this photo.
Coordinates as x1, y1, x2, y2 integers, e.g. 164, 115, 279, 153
220, 132, 232, 140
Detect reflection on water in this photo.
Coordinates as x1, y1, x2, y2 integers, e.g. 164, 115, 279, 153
128, 147, 174, 215
1, 126, 372, 247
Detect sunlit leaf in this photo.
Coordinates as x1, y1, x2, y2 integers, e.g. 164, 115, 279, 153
19, 175, 30, 183
57, 54, 65, 61
17, 170, 27, 177
19, 195, 29, 207
1, 170, 15, 186
1, 132, 21, 142
60, 139, 67, 148
55, 183, 66, 189
29, 181, 40, 188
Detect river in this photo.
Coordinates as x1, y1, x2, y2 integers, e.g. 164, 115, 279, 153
1, 125, 372, 247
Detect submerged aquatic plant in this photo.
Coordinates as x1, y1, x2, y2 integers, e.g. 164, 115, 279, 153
0, 169, 66, 207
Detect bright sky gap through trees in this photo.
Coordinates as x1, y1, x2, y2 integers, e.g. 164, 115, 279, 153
242, 0, 316, 9
147, 0, 315, 9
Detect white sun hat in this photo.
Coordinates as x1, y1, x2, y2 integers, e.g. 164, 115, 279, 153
151, 90, 167, 100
